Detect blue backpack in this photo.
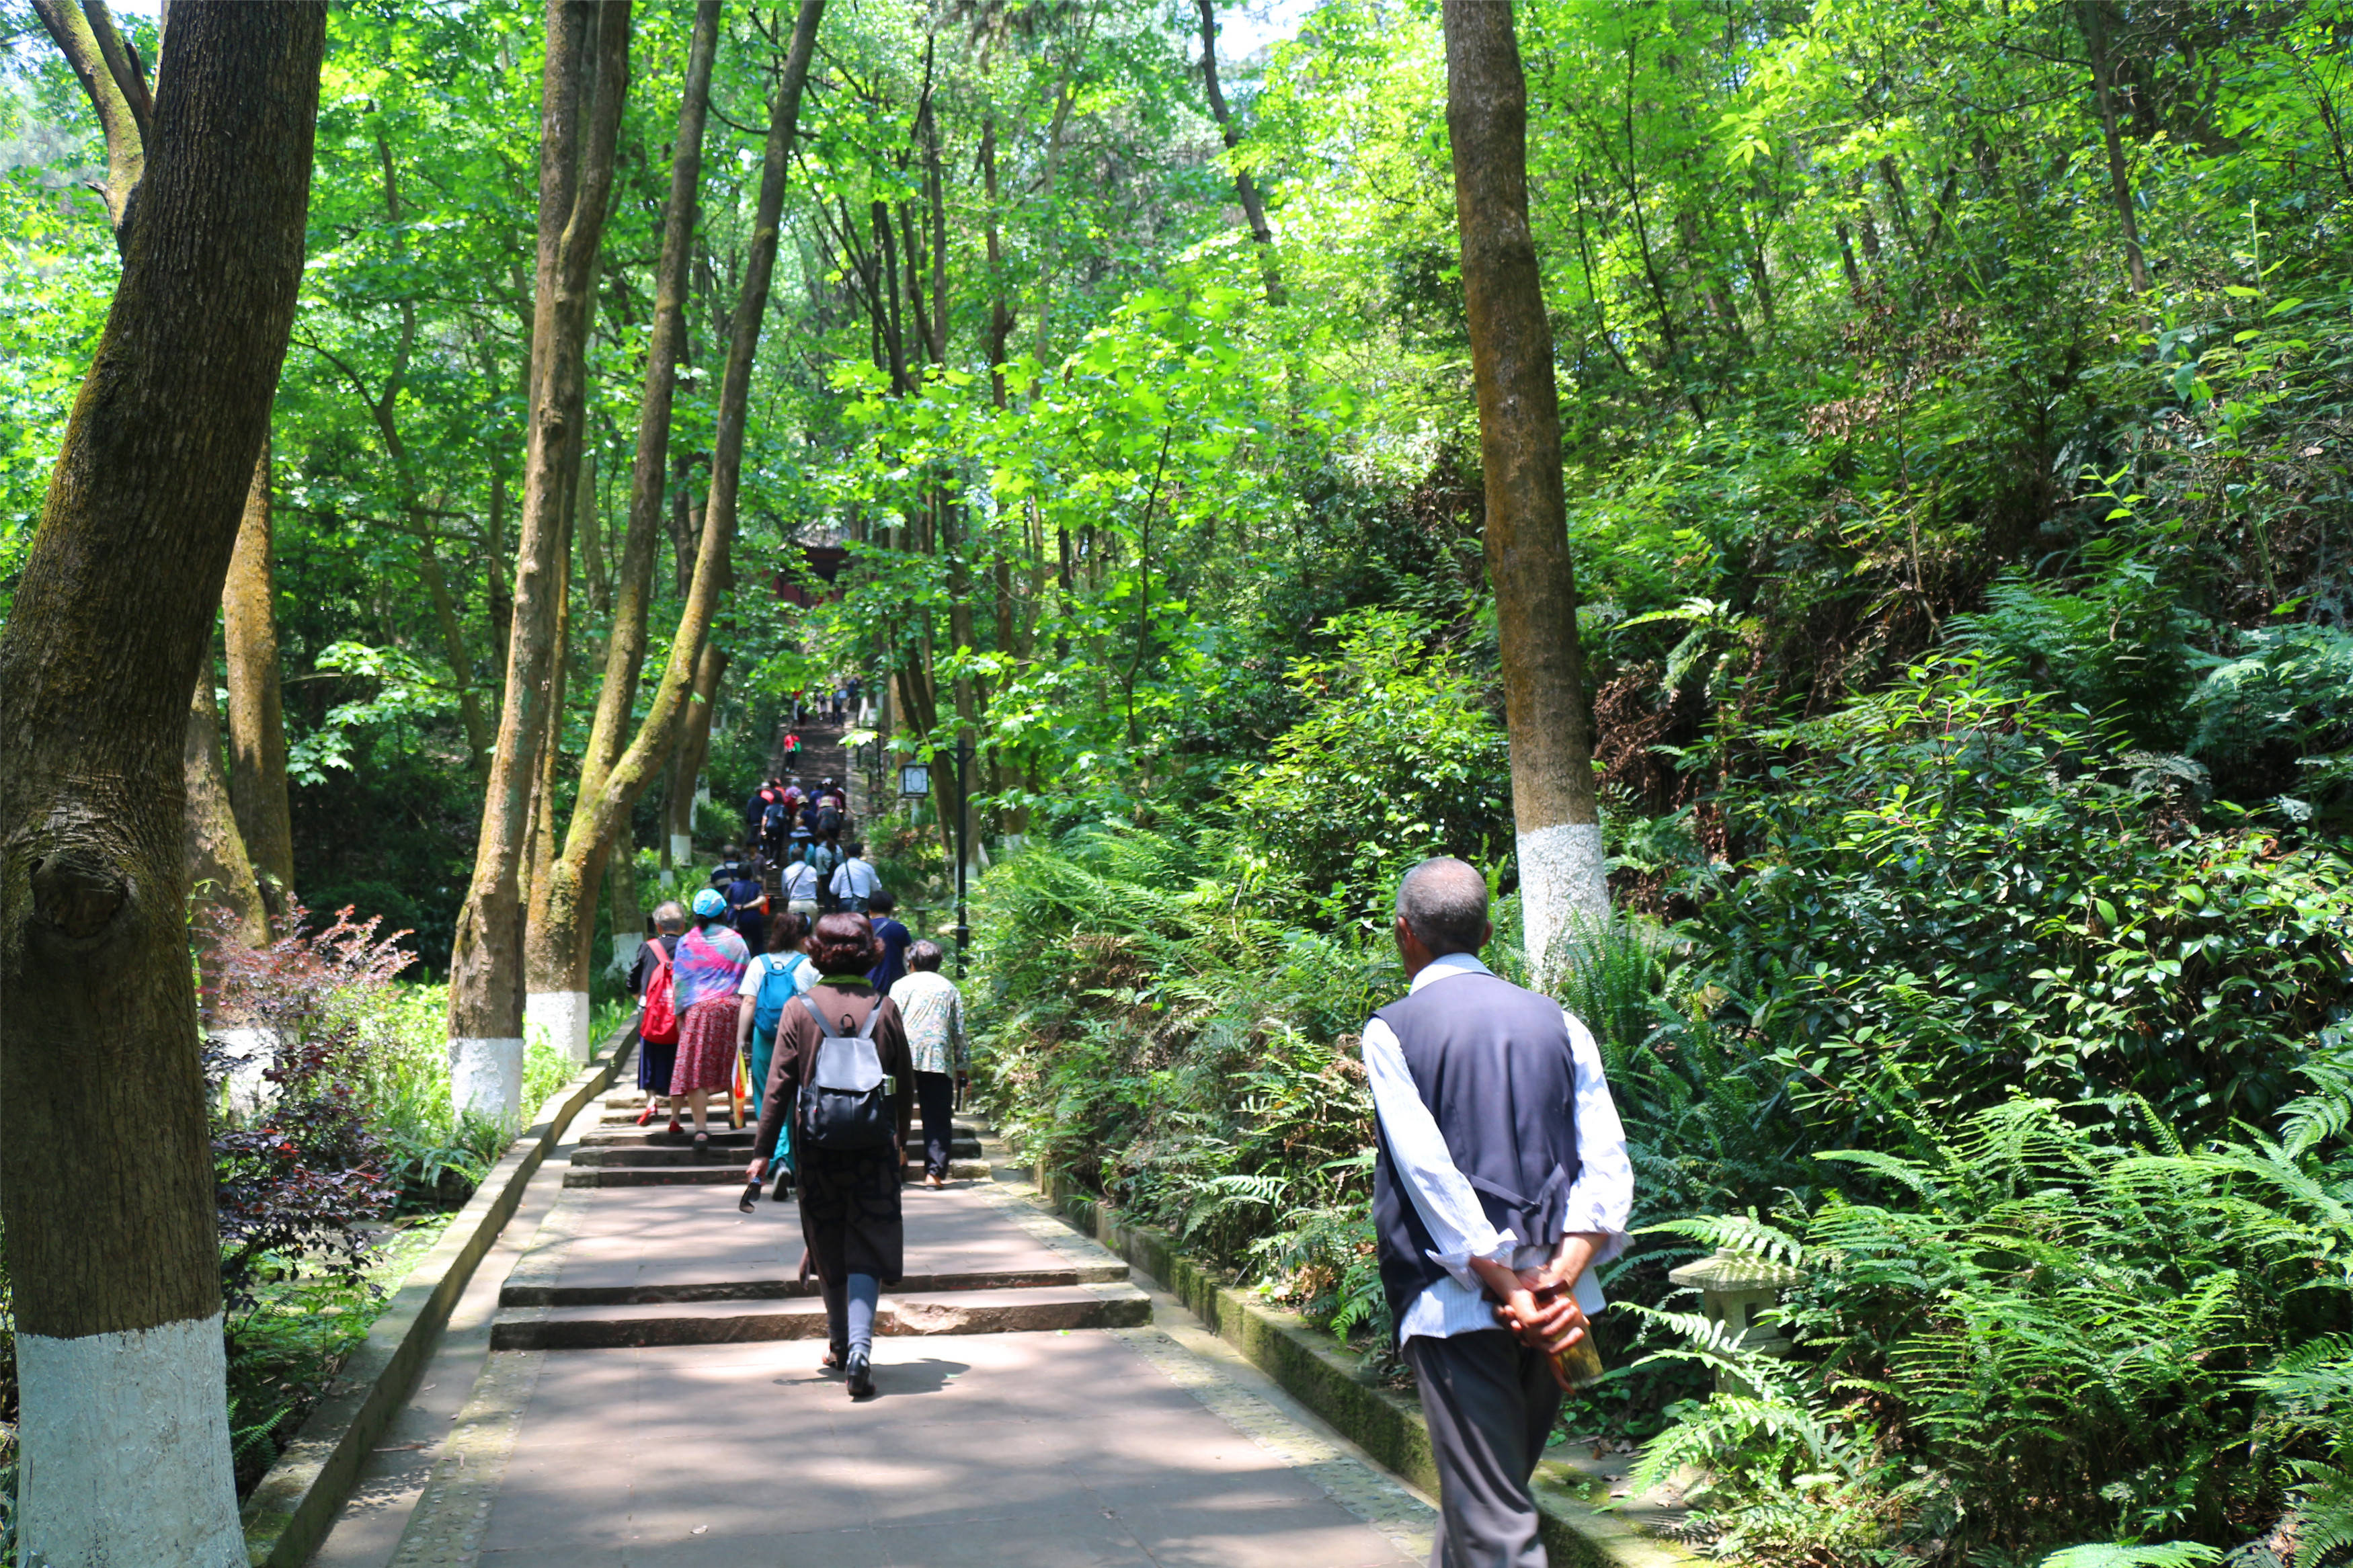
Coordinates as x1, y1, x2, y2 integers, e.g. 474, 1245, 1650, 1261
750, 952, 808, 1037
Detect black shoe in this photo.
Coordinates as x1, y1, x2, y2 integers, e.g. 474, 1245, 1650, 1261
737, 1181, 762, 1214
770, 1169, 793, 1201
846, 1349, 873, 1399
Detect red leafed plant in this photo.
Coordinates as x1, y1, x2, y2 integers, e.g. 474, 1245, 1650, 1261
197, 903, 410, 1312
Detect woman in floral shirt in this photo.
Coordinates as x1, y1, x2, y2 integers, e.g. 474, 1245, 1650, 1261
889, 940, 967, 1187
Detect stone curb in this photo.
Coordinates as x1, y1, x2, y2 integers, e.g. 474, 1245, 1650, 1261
237, 1025, 632, 1567
1031, 1168, 1700, 1568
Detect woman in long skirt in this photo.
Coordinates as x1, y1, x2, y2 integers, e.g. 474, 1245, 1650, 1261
746, 911, 912, 1399
668, 889, 752, 1147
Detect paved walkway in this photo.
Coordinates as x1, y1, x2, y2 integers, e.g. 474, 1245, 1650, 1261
311, 1090, 1441, 1567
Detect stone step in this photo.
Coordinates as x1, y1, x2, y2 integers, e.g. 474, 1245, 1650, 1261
562, 1159, 993, 1188
490, 1282, 1150, 1350
500, 1261, 1130, 1309
581, 1126, 758, 1149
572, 1137, 982, 1167
577, 1122, 982, 1149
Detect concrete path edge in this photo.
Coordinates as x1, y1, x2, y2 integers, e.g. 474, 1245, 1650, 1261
239, 1024, 633, 1567
1033, 1168, 1702, 1568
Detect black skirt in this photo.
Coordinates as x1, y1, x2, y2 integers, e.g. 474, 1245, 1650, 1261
797, 1143, 904, 1285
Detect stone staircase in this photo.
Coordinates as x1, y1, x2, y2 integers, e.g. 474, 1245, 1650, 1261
769, 717, 854, 800
487, 1070, 1148, 1351
566, 1089, 991, 1186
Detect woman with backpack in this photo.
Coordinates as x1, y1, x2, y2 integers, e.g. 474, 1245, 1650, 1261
668, 888, 754, 1147
733, 911, 817, 1198
744, 912, 913, 1399
631, 904, 687, 1133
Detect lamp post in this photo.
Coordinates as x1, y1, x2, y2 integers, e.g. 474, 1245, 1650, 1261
953, 731, 973, 977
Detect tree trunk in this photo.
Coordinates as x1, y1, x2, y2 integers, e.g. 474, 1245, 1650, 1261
0, 5, 323, 1561
1440, 0, 1607, 975
522, 501, 575, 1055
223, 434, 294, 905
669, 640, 729, 862
186, 641, 270, 953
445, 0, 630, 1121
1196, 0, 1285, 306
2081, 0, 2149, 295
532, 0, 822, 1029
28, 0, 147, 235
980, 112, 1016, 409
525, 0, 719, 1057
36, 1, 288, 921
418, 529, 494, 774
487, 464, 512, 671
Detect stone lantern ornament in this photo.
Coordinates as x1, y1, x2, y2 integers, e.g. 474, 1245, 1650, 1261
1666, 1251, 1804, 1395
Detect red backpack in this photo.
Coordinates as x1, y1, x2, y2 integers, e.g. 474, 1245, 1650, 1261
641, 940, 680, 1046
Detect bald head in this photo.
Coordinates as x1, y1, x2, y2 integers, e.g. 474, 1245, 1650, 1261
1395, 857, 1490, 956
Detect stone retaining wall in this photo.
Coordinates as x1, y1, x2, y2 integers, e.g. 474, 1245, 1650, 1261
237, 1026, 631, 1567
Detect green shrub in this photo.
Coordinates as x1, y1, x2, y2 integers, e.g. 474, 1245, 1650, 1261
971, 821, 1394, 1341
1698, 657, 2353, 1144
1229, 605, 1511, 928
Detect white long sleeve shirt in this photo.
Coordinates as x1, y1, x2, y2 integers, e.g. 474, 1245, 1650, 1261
1362, 952, 1634, 1344
830, 856, 880, 901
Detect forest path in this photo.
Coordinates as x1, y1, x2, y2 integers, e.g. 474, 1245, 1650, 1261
328, 1065, 1437, 1567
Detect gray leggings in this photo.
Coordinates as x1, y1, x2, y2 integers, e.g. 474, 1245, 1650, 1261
822, 1273, 880, 1356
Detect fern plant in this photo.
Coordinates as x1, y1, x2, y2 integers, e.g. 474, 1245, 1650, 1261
2196, 1035, 2353, 1567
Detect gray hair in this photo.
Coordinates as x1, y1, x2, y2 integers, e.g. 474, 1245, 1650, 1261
651, 900, 688, 934
908, 939, 945, 973
1394, 857, 1489, 956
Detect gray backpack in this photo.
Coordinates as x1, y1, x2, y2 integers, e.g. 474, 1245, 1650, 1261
797, 994, 894, 1151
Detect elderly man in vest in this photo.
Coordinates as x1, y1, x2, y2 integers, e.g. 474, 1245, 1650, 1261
1367, 857, 1633, 1567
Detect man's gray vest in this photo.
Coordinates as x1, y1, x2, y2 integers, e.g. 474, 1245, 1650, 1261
1370, 971, 1581, 1340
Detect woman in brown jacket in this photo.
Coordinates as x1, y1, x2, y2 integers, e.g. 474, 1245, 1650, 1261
746, 911, 913, 1398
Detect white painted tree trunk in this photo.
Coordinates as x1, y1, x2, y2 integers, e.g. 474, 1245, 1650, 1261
450, 1035, 524, 1122
526, 988, 593, 1064
669, 831, 692, 866
206, 1024, 276, 1116
610, 931, 644, 979
1518, 821, 1609, 979
17, 1313, 244, 1567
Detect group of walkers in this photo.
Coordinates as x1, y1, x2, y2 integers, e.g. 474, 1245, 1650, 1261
746, 774, 848, 866
624, 862, 966, 1401
789, 675, 859, 727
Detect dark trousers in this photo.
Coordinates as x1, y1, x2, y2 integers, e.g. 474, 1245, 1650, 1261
1402, 1329, 1562, 1568
915, 1070, 957, 1179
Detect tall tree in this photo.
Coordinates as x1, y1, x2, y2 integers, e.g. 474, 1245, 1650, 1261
223, 433, 296, 904
532, 0, 826, 1028
444, 0, 631, 1116
34, 0, 284, 936
2080, 0, 2150, 296
0, 5, 325, 1560
522, 0, 726, 1059
1195, 0, 1283, 306
1440, 0, 1607, 972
